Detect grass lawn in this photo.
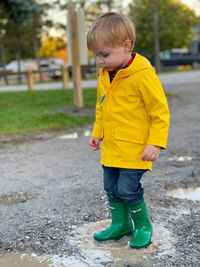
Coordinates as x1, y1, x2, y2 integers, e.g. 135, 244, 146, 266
0, 88, 175, 136
0, 89, 97, 135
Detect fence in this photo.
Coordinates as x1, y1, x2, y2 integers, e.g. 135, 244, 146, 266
0, 64, 96, 91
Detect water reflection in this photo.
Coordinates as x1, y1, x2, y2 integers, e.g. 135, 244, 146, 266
168, 155, 192, 162
59, 129, 91, 140
68, 220, 173, 266
0, 253, 87, 267
169, 187, 200, 201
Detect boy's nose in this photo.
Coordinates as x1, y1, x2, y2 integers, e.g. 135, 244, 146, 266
97, 56, 104, 65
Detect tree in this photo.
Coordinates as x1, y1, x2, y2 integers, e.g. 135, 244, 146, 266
29, 1, 58, 82
0, 0, 39, 22
0, 0, 40, 83
0, 0, 58, 83
39, 36, 68, 62
55, 0, 125, 31
129, 0, 197, 60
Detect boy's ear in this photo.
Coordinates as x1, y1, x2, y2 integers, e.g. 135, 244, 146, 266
123, 39, 132, 52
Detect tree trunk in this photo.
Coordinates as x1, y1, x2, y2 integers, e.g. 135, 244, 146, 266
80, 0, 85, 9
153, 0, 161, 73
107, 0, 111, 10
107, 0, 113, 11
32, 20, 43, 82
0, 35, 9, 85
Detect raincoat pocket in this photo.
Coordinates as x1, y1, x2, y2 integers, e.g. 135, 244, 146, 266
115, 128, 145, 144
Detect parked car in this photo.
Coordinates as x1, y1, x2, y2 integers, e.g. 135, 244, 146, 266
160, 48, 200, 67
40, 57, 65, 80
0, 59, 38, 72
150, 39, 200, 68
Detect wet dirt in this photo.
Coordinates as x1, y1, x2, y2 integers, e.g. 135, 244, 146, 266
0, 81, 200, 266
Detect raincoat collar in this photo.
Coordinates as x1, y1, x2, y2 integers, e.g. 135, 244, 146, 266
99, 53, 154, 79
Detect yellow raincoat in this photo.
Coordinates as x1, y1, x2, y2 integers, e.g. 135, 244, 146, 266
92, 53, 170, 170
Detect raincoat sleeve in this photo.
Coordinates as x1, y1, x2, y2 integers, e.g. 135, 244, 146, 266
138, 69, 170, 149
91, 79, 104, 139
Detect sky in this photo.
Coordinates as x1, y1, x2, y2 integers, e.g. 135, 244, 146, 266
124, 0, 200, 14
48, 0, 200, 37
181, 0, 200, 14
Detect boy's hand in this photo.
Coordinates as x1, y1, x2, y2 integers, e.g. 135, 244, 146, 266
89, 136, 100, 150
141, 144, 161, 162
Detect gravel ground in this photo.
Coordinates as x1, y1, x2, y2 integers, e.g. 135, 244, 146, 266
0, 81, 200, 266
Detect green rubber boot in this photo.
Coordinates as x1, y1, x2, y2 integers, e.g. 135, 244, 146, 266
94, 200, 133, 242
128, 199, 152, 249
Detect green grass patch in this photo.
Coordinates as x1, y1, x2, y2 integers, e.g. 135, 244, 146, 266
0, 88, 175, 136
0, 89, 97, 135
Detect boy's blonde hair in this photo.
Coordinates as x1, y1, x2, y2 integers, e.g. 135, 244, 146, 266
87, 12, 136, 51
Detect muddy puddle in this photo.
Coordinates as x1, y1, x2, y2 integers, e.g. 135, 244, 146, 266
169, 187, 200, 201
168, 155, 192, 162
0, 192, 33, 205
0, 220, 174, 267
58, 130, 91, 140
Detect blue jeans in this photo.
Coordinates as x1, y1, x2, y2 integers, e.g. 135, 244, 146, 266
103, 165, 147, 205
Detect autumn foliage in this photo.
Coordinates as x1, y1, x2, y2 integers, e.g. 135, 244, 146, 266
39, 36, 68, 63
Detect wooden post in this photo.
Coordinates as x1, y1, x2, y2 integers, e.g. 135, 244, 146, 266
27, 69, 34, 91
68, 4, 83, 108
62, 64, 69, 89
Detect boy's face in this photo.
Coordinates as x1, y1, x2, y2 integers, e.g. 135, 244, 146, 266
93, 41, 132, 72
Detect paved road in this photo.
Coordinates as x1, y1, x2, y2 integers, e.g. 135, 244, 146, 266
0, 79, 98, 92
0, 70, 199, 92
158, 70, 200, 85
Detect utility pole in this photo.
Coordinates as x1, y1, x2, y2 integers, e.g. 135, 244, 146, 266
153, 0, 161, 73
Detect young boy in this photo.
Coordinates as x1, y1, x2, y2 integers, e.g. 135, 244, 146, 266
87, 12, 170, 249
